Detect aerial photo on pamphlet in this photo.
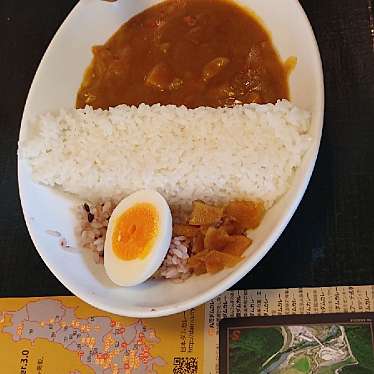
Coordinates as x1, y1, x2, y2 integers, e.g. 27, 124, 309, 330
224, 319, 374, 374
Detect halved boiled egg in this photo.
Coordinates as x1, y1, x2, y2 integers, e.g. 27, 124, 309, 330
104, 190, 172, 286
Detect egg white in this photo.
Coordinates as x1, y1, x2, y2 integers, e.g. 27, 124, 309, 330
104, 190, 172, 287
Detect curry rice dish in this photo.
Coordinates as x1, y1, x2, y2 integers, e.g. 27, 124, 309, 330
19, 0, 311, 281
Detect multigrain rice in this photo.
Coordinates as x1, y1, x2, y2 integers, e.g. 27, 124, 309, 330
156, 236, 191, 280
75, 200, 116, 263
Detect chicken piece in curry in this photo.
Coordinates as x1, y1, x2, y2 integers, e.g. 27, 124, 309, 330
76, 0, 290, 110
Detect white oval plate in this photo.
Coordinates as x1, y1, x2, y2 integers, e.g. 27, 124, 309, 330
18, 0, 324, 317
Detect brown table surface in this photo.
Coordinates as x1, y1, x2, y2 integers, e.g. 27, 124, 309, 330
0, 1, 373, 297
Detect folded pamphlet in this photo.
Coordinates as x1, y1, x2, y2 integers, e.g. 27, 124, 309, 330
1, 285, 373, 373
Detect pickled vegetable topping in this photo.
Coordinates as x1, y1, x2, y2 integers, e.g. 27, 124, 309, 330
172, 199, 265, 275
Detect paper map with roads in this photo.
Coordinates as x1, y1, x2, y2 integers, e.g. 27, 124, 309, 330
0, 297, 204, 374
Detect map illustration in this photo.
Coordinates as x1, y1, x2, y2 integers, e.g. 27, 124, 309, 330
0, 299, 166, 373
228, 323, 374, 373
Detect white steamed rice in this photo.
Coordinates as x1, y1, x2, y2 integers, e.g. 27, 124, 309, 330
19, 100, 312, 208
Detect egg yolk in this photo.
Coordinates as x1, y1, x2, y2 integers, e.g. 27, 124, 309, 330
112, 203, 160, 261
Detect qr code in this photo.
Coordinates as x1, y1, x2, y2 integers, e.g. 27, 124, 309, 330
173, 357, 198, 374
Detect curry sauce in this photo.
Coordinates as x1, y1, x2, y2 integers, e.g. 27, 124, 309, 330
76, 0, 290, 109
